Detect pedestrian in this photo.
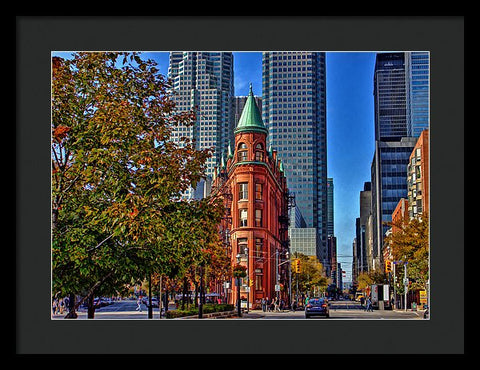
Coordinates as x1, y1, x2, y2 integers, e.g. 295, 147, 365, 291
274, 297, 280, 312
366, 297, 373, 312
261, 298, 266, 312
270, 299, 275, 312
136, 297, 142, 312
52, 300, 57, 315
64, 296, 70, 314
280, 299, 285, 311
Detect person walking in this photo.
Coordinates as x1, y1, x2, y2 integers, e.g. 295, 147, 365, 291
274, 297, 280, 312
52, 299, 57, 315
366, 297, 373, 312
261, 297, 266, 312
136, 297, 142, 312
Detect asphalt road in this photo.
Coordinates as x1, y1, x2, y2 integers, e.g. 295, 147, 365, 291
52, 299, 426, 320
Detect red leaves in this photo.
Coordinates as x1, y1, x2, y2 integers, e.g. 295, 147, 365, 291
129, 208, 139, 219
53, 125, 71, 143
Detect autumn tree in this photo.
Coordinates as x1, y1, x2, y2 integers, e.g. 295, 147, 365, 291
384, 213, 429, 291
293, 253, 329, 298
51, 52, 214, 317
357, 270, 388, 292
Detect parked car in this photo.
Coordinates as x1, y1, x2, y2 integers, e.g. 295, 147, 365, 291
305, 298, 330, 318
141, 297, 159, 308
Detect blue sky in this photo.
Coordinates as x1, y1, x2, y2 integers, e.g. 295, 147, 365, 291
53, 51, 377, 282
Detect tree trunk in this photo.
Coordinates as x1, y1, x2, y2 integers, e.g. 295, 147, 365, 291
181, 277, 188, 310
87, 294, 95, 319
64, 293, 78, 319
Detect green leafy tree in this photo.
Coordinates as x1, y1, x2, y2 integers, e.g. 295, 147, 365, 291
51, 52, 213, 317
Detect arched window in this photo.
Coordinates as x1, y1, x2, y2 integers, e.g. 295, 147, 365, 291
255, 143, 264, 162
237, 142, 248, 162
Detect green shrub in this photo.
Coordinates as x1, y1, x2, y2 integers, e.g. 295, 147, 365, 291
165, 303, 235, 318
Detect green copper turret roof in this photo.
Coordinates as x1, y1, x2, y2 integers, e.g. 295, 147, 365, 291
234, 84, 268, 136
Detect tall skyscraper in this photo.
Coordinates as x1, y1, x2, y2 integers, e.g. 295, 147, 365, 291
168, 52, 235, 198
373, 53, 408, 142
261, 52, 328, 266
370, 51, 429, 269
406, 52, 430, 138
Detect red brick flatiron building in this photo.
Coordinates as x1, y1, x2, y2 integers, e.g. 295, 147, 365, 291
211, 85, 291, 310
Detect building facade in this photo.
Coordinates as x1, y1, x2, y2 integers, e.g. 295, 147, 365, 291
327, 178, 334, 237
261, 51, 328, 267
407, 129, 429, 219
168, 52, 235, 199
211, 85, 290, 309
371, 137, 417, 269
406, 52, 430, 138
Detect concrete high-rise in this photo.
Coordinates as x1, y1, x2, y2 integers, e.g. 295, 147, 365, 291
168, 52, 235, 198
261, 52, 328, 266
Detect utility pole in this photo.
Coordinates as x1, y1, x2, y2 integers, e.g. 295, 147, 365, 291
404, 257, 408, 311
393, 262, 396, 310
148, 273, 153, 319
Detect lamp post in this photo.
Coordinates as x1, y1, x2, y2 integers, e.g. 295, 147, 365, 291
404, 258, 408, 311
286, 251, 291, 309
246, 247, 249, 313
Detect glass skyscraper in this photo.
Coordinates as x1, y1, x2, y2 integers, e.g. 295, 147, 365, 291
406, 52, 430, 137
261, 52, 328, 265
373, 53, 407, 142
370, 51, 429, 268
168, 52, 235, 198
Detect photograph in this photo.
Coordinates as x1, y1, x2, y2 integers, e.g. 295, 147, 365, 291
51, 50, 430, 321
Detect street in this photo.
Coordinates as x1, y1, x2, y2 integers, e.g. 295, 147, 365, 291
52, 299, 426, 320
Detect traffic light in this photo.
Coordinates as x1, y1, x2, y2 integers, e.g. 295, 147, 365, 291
293, 259, 301, 273
385, 261, 392, 273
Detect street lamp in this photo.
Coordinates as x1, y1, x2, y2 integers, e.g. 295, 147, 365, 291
245, 246, 249, 313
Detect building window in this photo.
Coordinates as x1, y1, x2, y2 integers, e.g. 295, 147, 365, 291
255, 238, 263, 258
255, 274, 263, 291
239, 209, 248, 227
255, 209, 262, 227
238, 143, 248, 162
239, 183, 248, 201
255, 143, 264, 161
255, 183, 263, 200
238, 238, 248, 255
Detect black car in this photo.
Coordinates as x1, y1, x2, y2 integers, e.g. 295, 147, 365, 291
305, 298, 330, 318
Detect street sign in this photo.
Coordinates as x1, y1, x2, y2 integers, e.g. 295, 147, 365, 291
275, 284, 280, 292
420, 290, 427, 304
